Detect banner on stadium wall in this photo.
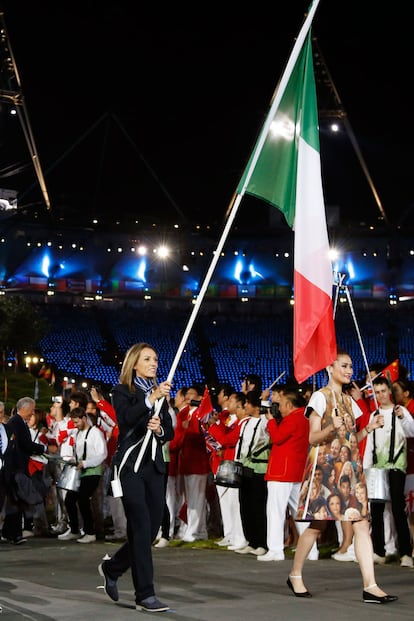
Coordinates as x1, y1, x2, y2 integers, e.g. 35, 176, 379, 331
219, 284, 238, 298
29, 276, 48, 290
256, 284, 276, 297
123, 280, 145, 290
206, 284, 219, 297
352, 284, 372, 298
238, 285, 256, 297
372, 284, 387, 298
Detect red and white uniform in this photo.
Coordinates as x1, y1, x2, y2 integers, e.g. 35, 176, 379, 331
404, 399, 414, 514
265, 407, 317, 559
95, 398, 118, 466
175, 404, 210, 542
209, 414, 249, 549
55, 417, 77, 461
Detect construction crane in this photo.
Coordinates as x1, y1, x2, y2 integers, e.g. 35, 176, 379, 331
313, 37, 389, 226
0, 9, 51, 210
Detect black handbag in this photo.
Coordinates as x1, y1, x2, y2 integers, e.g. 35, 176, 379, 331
13, 471, 43, 505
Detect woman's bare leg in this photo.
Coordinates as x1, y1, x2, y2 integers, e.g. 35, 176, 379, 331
337, 520, 353, 553
353, 520, 387, 596
289, 526, 320, 593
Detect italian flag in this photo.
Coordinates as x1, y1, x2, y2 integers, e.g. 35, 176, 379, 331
237, 8, 336, 383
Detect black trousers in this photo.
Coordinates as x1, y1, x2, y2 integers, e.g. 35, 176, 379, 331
239, 472, 267, 549
370, 468, 412, 557
2, 499, 23, 540
160, 472, 171, 540
65, 474, 101, 535
105, 460, 165, 603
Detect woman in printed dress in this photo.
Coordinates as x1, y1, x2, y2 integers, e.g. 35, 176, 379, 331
288, 349, 398, 604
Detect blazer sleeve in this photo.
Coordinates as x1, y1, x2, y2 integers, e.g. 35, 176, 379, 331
111, 384, 150, 439
8, 415, 46, 457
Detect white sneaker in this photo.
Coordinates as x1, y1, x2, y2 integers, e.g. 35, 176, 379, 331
400, 554, 414, 567
235, 545, 255, 554
77, 534, 96, 543
216, 537, 231, 547
227, 543, 249, 551
250, 547, 267, 556
257, 551, 285, 561
154, 537, 169, 548
50, 524, 68, 535
331, 550, 356, 562
58, 530, 80, 541
22, 530, 34, 538
372, 553, 386, 565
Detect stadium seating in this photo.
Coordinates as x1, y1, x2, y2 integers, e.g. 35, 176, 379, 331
35, 302, 414, 395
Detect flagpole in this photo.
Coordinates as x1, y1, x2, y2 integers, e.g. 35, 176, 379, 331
237, 0, 321, 197
343, 283, 379, 411
134, 194, 243, 471
268, 371, 286, 390
132, 0, 322, 474
360, 372, 381, 392
334, 272, 379, 411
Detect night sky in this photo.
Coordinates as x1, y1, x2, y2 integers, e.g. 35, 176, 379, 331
1, 0, 413, 230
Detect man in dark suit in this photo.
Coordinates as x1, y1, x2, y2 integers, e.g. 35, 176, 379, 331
0, 418, 16, 540
3, 397, 48, 543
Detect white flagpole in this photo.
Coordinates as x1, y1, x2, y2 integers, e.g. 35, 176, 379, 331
333, 272, 379, 411
134, 196, 242, 471
133, 0, 321, 473
269, 371, 286, 390
360, 372, 382, 392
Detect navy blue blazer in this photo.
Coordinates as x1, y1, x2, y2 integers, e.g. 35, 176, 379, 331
111, 383, 173, 474
6, 413, 46, 474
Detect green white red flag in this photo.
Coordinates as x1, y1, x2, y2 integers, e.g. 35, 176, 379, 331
236, 1, 336, 383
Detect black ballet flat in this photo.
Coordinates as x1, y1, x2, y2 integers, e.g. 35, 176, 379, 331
287, 577, 312, 598
362, 590, 398, 604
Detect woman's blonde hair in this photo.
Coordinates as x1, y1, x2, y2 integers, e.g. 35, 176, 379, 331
119, 342, 158, 391
355, 481, 368, 497
339, 460, 357, 488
